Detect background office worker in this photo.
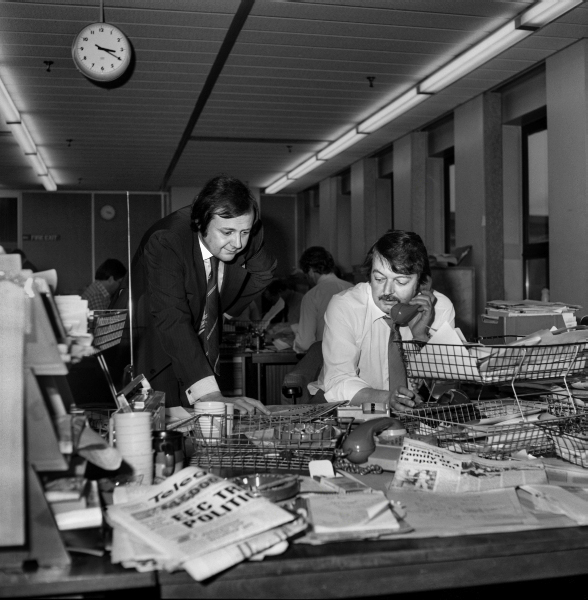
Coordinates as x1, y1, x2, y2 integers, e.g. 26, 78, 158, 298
124, 175, 275, 414
292, 246, 352, 353
82, 258, 127, 311
316, 230, 455, 412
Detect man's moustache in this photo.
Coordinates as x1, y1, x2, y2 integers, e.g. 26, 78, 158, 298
378, 293, 399, 302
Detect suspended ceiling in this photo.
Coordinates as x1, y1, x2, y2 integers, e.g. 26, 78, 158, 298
0, 0, 587, 193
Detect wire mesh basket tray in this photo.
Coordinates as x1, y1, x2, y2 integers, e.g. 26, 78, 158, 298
539, 384, 588, 418
399, 398, 552, 459
536, 414, 588, 468
89, 309, 128, 352
180, 404, 351, 473
398, 339, 588, 385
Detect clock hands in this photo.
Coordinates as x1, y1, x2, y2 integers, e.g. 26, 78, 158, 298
95, 44, 122, 60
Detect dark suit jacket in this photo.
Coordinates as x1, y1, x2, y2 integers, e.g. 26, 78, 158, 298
114, 206, 276, 401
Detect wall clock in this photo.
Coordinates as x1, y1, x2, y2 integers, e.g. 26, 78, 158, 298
72, 22, 132, 82
100, 204, 116, 221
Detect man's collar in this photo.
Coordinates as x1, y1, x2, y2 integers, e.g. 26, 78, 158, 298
95, 280, 110, 297
198, 235, 213, 261
317, 272, 338, 283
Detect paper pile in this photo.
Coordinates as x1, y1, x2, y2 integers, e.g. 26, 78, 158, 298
54, 294, 89, 335
402, 321, 588, 384
107, 466, 305, 581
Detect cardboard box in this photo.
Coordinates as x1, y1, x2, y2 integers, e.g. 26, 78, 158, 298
477, 313, 569, 343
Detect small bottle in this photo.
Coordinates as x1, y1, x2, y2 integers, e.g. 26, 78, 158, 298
541, 287, 550, 303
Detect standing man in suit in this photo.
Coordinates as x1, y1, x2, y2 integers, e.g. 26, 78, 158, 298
126, 175, 276, 413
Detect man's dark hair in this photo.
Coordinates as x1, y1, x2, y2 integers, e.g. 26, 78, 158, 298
299, 246, 335, 275
95, 258, 127, 281
190, 175, 259, 236
362, 230, 431, 285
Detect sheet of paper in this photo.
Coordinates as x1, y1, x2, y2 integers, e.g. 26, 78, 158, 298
387, 488, 533, 536
520, 485, 588, 525
309, 460, 336, 479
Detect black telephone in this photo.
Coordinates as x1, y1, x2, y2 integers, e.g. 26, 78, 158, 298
341, 417, 405, 464
389, 303, 420, 326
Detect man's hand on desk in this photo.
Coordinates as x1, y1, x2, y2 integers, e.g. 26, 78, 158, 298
198, 391, 270, 415
351, 386, 423, 413
390, 385, 424, 412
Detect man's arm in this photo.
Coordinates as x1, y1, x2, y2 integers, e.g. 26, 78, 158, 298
143, 230, 214, 391
293, 293, 318, 353
322, 296, 374, 402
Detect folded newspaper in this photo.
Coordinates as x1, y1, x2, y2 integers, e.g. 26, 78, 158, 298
390, 438, 547, 493
107, 466, 305, 581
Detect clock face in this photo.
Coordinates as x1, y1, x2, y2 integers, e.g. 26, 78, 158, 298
72, 23, 132, 82
100, 204, 116, 220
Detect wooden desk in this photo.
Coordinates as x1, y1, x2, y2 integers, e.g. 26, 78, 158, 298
219, 349, 299, 405
158, 526, 588, 598
0, 553, 156, 598
251, 350, 299, 404
3, 526, 588, 598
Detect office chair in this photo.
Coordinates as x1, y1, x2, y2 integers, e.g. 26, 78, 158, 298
281, 341, 326, 404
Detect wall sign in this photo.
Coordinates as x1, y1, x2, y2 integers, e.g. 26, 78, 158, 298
23, 234, 61, 242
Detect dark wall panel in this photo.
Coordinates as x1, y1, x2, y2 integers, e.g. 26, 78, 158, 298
22, 192, 92, 294
260, 194, 296, 279
94, 194, 162, 272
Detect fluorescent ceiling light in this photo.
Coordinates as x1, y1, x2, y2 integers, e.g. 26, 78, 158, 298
358, 88, 429, 134
26, 153, 47, 176
265, 175, 291, 194
519, 0, 583, 28
8, 122, 37, 155
288, 156, 325, 180
419, 21, 532, 93
0, 79, 20, 123
317, 128, 367, 161
40, 172, 57, 192
0, 73, 56, 191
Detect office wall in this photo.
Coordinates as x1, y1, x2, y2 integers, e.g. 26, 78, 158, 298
22, 193, 92, 294
259, 193, 297, 278
21, 192, 164, 295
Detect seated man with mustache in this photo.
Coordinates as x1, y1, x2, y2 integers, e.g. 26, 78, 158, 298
311, 230, 455, 413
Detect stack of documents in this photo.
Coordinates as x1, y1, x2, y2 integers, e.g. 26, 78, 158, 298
107, 466, 305, 581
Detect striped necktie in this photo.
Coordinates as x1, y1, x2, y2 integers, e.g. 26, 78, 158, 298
384, 318, 407, 391
200, 256, 220, 375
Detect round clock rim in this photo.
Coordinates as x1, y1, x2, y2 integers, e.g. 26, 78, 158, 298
100, 204, 116, 220
72, 22, 132, 83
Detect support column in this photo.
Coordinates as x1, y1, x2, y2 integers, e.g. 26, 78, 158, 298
546, 40, 588, 315
392, 132, 427, 235
454, 92, 504, 319
319, 177, 337, 257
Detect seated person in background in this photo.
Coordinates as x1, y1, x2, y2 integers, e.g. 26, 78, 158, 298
292, 246, 352, 353
262, 279, 304, 326
312, 230, 455, 411
82, 258, 127, 311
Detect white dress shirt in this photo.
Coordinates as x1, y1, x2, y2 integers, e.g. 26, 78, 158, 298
314, 282, 456, 402
185, 238, 226, 404
293, 273, 352, 353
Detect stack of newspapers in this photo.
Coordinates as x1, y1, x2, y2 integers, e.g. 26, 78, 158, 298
107, 466, 305, 581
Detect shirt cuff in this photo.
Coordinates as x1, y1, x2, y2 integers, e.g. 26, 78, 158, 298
185, 376, 220, 405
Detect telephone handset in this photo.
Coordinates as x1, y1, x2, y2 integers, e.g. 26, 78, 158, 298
341, 417, 406, 464
389, 303, 420, 326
